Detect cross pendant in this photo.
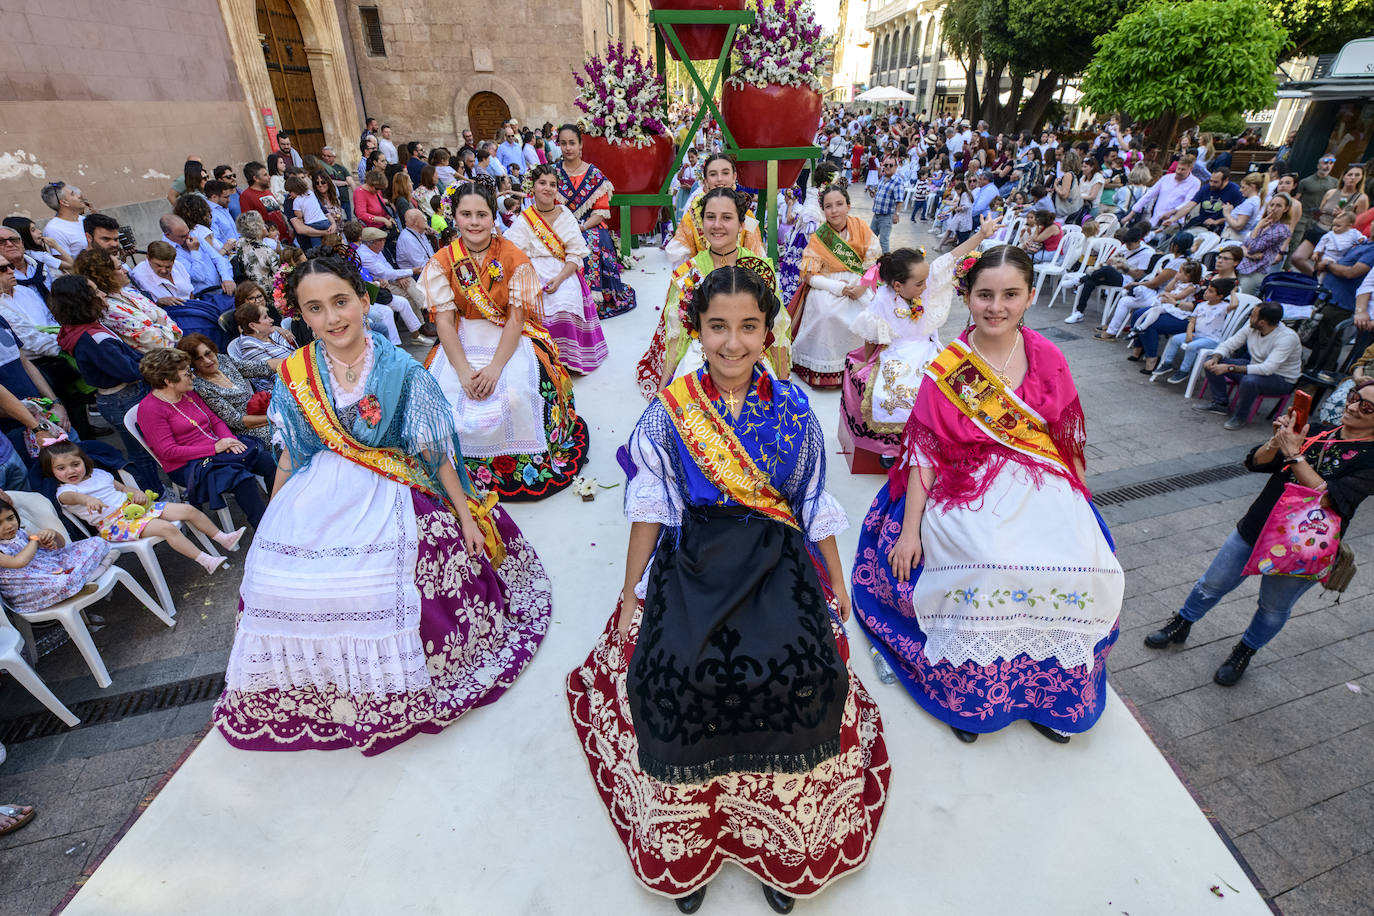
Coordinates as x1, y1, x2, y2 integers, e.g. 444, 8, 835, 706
725, 393, 739, 412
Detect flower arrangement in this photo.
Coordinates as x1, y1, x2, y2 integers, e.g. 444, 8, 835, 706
572, 476, 597, 502
728, 0, 824, 91
573, 42, 668, 147
953, 250, 983, 299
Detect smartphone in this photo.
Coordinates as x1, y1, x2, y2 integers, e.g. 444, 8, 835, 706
1291, 389, 1312, 431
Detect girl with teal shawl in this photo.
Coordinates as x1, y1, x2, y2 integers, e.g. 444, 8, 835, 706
213, 257, 553, 756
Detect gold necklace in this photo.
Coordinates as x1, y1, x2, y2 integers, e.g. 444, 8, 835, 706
970, 330, 1020, 384
165, 396, 218, 442
717, 379, 749, 412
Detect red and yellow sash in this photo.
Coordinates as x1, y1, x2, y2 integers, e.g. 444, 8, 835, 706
281, 346, 506, 566
924, 338, 1069, 475
658, 372, 800, 531
520, 207, 565, 261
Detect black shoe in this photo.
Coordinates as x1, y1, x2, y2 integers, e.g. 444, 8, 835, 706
676, 887, 707, 914
417, 321, 438, 337
1030, 721, 1072, 744
879, 454, 896, 469
951, 725, 979, 743
762, 883, 795, 914
1144, 614, 1192, 649
1214, 642, 1256, 687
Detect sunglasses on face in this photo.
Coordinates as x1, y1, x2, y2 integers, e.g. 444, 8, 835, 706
1346, 391, 1374, 415
0, 265, 14, 273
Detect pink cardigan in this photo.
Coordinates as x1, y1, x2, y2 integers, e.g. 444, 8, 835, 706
137, 392, 234, 473
352, 186, 392, 229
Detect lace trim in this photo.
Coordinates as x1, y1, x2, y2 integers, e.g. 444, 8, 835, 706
638, 737, 842, 786
228, 630, 432, 694
921, 625, 1107, 673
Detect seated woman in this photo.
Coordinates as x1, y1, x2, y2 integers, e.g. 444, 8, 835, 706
664, 152, 764, 270
135, 348, 275, 528
841, 242, 971, 459
1021, 209, 1063, 263
791, 183, 880, 388
49, 275, 163, 493
178, 334, 279, 446
234, 211, 281, 291
553, 124, 636, 318
568, 265, 889, 913
232, 289, 295, 385
420, 182, 589, 500
503, 164, 607, 373
852, 221, 1124, 744
1124, 259, 1204, 372
72, 249, 181, 353
635, 188, 790, 399
214, 256, 551, 755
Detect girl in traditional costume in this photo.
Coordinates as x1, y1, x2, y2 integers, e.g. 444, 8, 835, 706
504, 164, 608, 373
790, 184, 881, 388
213, 257, 551, 755
568, 265, 889, 914
778, 162, 838, 305
636, 188, 790, 399
665, 154, 764, 271
554, 124, 637, 319
852, 224, 1125, 744
421, 182, 589, 500
840, 246, 957, 459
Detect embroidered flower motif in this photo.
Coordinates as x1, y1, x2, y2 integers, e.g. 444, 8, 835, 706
358, 394, 382, 427
1011, 589, 1029, 602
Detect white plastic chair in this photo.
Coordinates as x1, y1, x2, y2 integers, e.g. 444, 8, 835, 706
1184, 295, 1259, 399
1032, 231, 1086, 306
5, 566, 173, 689
980, 215, 1023, 251
1190, 230, 1221, 259
0, 612, 79, 726
57, 469, 215, 618
124, 402, 233, 535
1051, 237, 1122, 309
1094, 256, 1167, 327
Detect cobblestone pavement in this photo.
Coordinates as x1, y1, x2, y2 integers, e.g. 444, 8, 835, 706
2, 196, 1371, 916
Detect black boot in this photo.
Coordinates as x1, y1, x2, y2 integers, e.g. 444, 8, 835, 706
1214, 642, 1256, 687
761, 883, 795, 914
950, 725, 979, 743
675, 886, 707, 914
1144, 614, 1192, 649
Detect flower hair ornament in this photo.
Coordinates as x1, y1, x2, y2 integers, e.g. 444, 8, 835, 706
953, 249, 983, 299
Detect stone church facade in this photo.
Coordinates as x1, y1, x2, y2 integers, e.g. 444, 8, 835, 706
0, 0, 649, 238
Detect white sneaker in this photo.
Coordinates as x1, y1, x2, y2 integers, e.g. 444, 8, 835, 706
1064, 311, 1085, 324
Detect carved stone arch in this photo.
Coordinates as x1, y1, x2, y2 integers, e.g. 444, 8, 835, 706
452, 76, 531, 144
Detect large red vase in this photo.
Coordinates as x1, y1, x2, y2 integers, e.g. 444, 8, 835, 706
650, 0, 748, 62
722, 82, 823, 189
581, 134, 676, 236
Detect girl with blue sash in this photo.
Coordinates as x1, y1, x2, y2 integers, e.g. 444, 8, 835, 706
568, 266, 889, 913
214, 256, 551, 756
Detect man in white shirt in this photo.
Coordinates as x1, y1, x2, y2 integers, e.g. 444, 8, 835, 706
131, 240, 194, 305
1195, 301, 1302, 430
377, 125, 399, 164
355, 227, 433, 345
1066, 223, 1156, 323
0, 253, 60, 358
40, 181, 91, 260
945, 127, 964, 157
1129, 154, 1201, 228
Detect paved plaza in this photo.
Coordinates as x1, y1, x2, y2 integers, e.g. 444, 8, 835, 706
1, 199, 1371, 915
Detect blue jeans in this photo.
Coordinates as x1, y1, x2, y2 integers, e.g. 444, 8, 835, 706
0, 446, 26, 489
1207, 358, 1295, 421
95, 383, 162, 494
870, 212, 894, 253
1137, 313, 1189, 358
1159, 333, 1217, 374
1180, 529, 1318, 649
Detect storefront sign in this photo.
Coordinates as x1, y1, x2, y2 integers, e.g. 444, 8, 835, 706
1331, 37, 1374, 76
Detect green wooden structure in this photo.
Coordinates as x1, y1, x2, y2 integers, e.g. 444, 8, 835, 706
607, 8, 823, 261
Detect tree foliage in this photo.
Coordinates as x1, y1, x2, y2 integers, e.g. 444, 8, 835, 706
1005, 0, 1140, 76
1081, 0, 1288, 123
1265, 0, 1374, 56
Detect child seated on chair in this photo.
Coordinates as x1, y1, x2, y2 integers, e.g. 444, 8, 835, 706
1021, 210, 1063, 263
0, 496, 114, 612
41, 442, 243, 575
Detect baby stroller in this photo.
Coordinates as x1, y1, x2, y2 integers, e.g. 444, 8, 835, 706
1259, 271, 1322, 322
